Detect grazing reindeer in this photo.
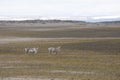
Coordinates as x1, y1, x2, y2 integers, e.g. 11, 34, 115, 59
25, 47, 39, 54
48, 46, 61, 54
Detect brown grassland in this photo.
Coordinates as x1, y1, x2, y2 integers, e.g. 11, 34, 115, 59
0, 21, 120, 80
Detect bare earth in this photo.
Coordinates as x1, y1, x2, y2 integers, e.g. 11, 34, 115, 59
0, 77, 66, 80
0, 37, 120, 44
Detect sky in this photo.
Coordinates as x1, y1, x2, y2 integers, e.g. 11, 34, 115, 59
0, 0, 120, 20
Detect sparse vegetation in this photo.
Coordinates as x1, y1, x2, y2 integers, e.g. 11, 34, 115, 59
0, 21, 120, 80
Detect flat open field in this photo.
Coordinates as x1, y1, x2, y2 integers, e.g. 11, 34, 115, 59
0, 21, 120, 80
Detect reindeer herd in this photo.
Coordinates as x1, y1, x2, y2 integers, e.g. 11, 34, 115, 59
24, 46, 61, 54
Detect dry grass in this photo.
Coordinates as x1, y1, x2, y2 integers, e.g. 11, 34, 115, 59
0, 27, 120, 38
0, 22, 120, 80
0, 39, 120, 80
0, 22, 120, 38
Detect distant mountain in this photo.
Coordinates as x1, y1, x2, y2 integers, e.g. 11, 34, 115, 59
90, 18, 120, 22
0, 19, 86, 24
89, 16, 120, 22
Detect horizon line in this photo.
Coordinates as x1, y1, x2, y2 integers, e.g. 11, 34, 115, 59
0, 15, 120, 22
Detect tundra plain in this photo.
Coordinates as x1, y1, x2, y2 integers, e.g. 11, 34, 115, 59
0, 21, 120, 80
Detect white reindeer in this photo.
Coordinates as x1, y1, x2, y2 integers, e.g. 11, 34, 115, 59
48, 46, 61, 54
25, 47, 39, 54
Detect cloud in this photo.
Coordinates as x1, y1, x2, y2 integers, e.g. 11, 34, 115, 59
0, 0, 120, 18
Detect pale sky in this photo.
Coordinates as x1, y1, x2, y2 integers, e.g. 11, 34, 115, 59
0, 0, 120, 20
